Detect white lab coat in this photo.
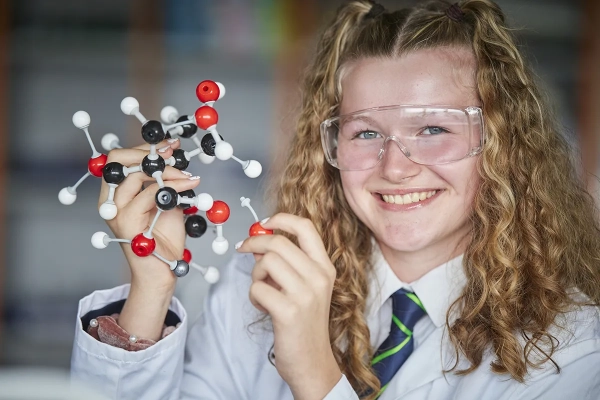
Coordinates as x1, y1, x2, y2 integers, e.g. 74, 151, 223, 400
71, 252, 600, 399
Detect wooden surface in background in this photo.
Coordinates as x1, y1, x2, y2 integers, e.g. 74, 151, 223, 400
579, 0, 600, 195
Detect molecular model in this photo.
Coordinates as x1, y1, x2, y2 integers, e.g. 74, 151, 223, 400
59, 80, 270, 283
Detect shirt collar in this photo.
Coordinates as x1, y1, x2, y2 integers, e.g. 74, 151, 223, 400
366, 241, 467, 328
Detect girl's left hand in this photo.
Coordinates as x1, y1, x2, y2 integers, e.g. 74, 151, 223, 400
236, 213, 342, 400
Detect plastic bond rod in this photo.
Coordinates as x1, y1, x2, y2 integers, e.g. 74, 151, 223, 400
82, 127, 101, 157
186, 148, 202, 158
189, 262, 206, 273
163, 116, 195, 131
108, 238, 130, 245
191, 136, 202, 147
152, 251, 176, 269
124, 165, 141, 175
208, 127, 223, 143
133, 109, 147, 124
146, 209, 163, 238
72, 172, 91, 191
167, 125, 183, 137
178, 195, 194, 205
154, 172, 165, 188
240, 197, 259, 222
216, 224, 224, 237
107, 183, 118, 202
231, 155, 244, 166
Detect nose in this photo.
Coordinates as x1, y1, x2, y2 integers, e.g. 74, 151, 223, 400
378, 136, 421, 182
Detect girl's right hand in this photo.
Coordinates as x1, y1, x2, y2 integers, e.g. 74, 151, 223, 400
98, 138, 201, 294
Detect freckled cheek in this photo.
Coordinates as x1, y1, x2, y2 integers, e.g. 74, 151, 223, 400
340, 172, 371, 213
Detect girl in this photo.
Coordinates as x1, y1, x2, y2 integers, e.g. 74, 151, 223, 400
71, 1, 600, 399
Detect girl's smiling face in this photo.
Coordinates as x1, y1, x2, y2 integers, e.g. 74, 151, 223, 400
338, 48, 481, 278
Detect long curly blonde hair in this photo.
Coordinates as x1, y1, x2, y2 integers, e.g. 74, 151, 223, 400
267, 0, 600, 397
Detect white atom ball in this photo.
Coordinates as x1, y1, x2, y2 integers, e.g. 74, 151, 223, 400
99, 202, 118, 220
195, 193, 214, 212
58, 187, 77, 205
91, 231, 109, 249
215, 141, 233, 160
101, 133, 120, 151
203, 266, 220, 284
216, 82, 226, 100
160, 106, 178, 123
198, 152, 215, 164
244, 160, 262, 178
120, 97, 140, 115
212, 238, 229, 255
72, 111, 91, 129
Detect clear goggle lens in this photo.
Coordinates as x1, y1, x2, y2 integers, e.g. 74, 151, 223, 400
320, 106, 484, 171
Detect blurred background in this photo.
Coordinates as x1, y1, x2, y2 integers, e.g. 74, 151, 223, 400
0, 0, 598, 392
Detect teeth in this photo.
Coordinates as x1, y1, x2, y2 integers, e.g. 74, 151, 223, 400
381, 190, 438, 205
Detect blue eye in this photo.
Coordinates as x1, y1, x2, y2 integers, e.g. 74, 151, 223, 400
422, 126, 449, 135
354, 130, 381, 139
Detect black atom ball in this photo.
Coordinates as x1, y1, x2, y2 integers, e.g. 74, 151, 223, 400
172, 149, 190, 170
141, 155, 166, 177
177, 189, 196, 209
200, 133, 224, 157
102, 162, 126, 184
155, 187, 178, 211
185, 215, 207, 238
177, 115, 198, 139
141, 120, 166, 144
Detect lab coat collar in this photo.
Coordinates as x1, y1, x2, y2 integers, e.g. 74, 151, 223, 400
366, 240, 467, 328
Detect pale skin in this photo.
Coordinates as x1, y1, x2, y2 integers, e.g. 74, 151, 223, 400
103, 47, 481, 399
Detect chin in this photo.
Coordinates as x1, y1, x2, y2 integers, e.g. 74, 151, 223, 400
374, 231, 434, 253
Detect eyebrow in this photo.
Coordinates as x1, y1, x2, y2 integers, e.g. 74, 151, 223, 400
341, 114, 379, 125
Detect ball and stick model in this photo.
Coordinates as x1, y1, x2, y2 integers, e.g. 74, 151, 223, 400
240, 197, 273, 237
59, 81, 264, 282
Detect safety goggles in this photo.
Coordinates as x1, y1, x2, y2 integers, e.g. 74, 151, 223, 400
320, 105, 484, 171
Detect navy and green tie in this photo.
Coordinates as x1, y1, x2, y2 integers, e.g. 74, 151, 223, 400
371, 288, 427, 397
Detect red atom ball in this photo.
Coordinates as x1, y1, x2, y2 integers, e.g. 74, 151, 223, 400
183, 206, 199, 215
249, 221, 273, 237
88, 153, 108, 178
206, 200, 230, 225
196, 80, 220, 103
194, 106, 218, 130
131, 233, 156, 257
182, 248, 192, 263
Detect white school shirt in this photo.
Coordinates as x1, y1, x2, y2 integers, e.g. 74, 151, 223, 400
71, 251, 600, 400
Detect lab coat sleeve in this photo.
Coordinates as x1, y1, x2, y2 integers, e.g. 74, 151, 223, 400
70, 283, 188, 400
71, 254, 252, 400
323, 374, 361, 400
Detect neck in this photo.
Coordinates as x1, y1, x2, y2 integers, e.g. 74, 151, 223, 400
377, 232, 470, 283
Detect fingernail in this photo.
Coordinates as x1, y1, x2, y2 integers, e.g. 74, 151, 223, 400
235, 241, 244, 250
167, 138, 179, 143
158, 145, 170, 153
260, 217, 270, 225
188, 176, 200, 180
180, 170, 192, 176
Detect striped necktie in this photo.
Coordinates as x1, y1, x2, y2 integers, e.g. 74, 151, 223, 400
371, 288, 427, 397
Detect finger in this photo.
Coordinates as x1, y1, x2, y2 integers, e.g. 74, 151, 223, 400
111, 166, 196, 210
121, 178, 201, 220
240, 234, 316, 280
132, 137, 181, 151
260, 213, 330, 266
249, 280, 291, 316
252, 252, 303, 295
99, 147, 157, 205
